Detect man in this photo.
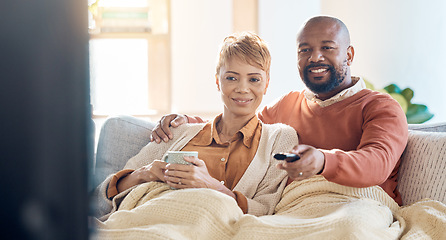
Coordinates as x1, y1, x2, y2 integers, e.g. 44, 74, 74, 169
151, 16, 408, 205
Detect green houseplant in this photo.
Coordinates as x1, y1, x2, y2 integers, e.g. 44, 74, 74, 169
364, 79, 434, 124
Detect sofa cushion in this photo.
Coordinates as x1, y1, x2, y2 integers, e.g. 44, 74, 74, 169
94, 115, 155, 187
397, 130, 446, 205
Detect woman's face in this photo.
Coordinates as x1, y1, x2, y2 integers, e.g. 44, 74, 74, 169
216, 57, 269, 119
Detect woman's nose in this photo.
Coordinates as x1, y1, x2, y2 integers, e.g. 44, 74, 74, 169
235, 80, 250, 93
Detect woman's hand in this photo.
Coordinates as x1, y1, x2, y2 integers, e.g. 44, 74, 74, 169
164, 156, 218, 188
117, 160, 168, 193
164, 156, 235, 198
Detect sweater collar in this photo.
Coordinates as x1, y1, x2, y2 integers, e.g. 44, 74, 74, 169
304, 76, 365, 107
194, 114, 259, 148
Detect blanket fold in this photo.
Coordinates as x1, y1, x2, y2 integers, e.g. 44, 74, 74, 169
92, 176, 446, 240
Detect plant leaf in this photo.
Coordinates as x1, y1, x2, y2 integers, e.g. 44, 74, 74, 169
384, 84, 401, 94
406, 104, 434, 124
401, 88, 414, 102
389, 93, 408, 113
377, 88, 388, 94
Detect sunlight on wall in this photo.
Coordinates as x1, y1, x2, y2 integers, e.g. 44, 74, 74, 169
90, 39, 150, 115
170, 0, 232, 117
258, 0, 320, 110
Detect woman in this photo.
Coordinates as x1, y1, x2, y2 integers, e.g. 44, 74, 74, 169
94, 32, 298, 220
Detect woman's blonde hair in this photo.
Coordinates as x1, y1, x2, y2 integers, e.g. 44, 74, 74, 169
216, 32, 271, 77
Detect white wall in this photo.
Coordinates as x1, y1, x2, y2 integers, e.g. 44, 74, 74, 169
171, 0, 446, 123
170, 0, 232, 117
258, 0, 320, 109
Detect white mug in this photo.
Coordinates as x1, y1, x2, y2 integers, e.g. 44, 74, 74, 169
163, 151, 198, 165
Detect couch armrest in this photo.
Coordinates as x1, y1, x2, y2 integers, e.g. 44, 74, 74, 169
397, 130, 446, 205
94, 115, 156, 187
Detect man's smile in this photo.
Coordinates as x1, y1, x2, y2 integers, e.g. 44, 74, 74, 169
309, 68, 328, 74
305, 64, 332, 80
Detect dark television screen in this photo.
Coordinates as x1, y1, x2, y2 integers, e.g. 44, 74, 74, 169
0, 0, 92, 239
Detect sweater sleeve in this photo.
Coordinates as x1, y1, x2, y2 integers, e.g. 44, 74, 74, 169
233, 191, 248, 214
321, 95, 408, 189
106, 169, 135, 199
242, 124, 298, 216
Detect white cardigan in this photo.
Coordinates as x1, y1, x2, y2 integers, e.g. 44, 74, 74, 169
95, 122, 298, 219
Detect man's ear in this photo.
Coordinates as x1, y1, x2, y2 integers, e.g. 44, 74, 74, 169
346, 45, 355, 66
215, 75, 220, 91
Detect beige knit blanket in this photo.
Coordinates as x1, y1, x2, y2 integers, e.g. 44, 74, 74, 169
92, 176, 446, 240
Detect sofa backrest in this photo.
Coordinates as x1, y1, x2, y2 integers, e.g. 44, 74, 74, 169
94, 115, 155, 188
409, 122, 446, 132
93, 116, 446, 206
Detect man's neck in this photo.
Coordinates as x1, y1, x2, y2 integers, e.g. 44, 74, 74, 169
315, 76, 354, 101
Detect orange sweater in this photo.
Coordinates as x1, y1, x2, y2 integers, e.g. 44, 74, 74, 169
258, 89, 408, 205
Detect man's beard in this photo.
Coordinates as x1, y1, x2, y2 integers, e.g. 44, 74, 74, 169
302, 61, 347, 94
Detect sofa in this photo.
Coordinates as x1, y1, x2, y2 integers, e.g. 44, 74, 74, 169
90, 115, 446, 238
93, 115, 446, 207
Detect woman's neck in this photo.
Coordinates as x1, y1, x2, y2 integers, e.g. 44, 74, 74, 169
216, 113, 255, 138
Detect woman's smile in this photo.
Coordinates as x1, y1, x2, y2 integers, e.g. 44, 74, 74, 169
232, 97, 253, 105
217, 57, 269, 118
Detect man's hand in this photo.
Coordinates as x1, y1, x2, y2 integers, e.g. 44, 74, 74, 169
276, 144, 325, 181
150, 114, 188, 143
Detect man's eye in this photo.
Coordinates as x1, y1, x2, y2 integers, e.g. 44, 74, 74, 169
322, 46, 334, 50
299, 48, 310, 53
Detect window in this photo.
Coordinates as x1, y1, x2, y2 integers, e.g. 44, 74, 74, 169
89, 38, 152, 115
89, 0, 170, 117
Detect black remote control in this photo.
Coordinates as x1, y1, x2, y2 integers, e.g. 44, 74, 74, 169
273, 153, 301, 162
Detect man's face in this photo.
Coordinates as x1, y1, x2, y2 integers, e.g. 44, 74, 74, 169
297, 21, 353, 96
302, 59, 348, 94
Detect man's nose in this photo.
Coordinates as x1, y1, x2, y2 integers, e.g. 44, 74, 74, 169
309, 50, 324, 62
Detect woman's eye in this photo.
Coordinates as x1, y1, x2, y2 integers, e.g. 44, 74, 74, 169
250, 78, 260, 82
226, 76, 236, 81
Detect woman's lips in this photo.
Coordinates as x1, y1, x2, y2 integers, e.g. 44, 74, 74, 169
232, 98, 253, 105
